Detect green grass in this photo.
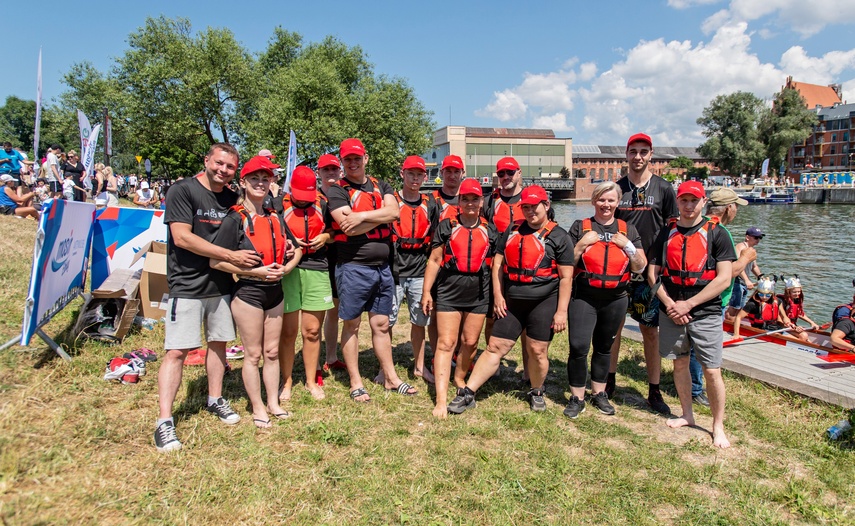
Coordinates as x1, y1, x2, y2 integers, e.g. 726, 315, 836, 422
0, 214, 853, 524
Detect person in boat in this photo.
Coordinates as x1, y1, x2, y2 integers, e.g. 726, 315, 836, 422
727, 227, 764, 319
777, 276, 820, 343
831, 281, 855, 327
830, 308, 855, 352
422, 179, 500, 418
564, 181, 646, 419
211, 155, 301, 429
443, 185, 572, 416
732, 278, 785, 339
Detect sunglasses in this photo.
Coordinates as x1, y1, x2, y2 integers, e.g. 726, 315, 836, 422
756, 293, 772, 299
497, 170, 517, 177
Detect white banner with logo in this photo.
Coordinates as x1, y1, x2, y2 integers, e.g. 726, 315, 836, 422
21, 199, 96, 345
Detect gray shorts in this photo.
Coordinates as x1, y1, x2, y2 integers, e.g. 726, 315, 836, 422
390, 277, 431, 327
164, 296, 235, 350
659, 313, 723, 369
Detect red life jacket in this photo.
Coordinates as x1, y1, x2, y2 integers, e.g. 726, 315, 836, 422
745, 297, 780, 328
441, 217, 492, 274
282, 194, 326, 255
230, 204, 286, 266
778, 293, 804, 322
574, 218, 632, 289
433, 190, 459, 222
332, 176, 391, 243
393, 192, 432, 251
832, 303, 853, 324
503, 221, 559, 283
661, 216, 719, 288
488, 190, 524, 233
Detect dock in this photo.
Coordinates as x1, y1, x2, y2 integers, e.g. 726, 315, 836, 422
622, 317, 855, 409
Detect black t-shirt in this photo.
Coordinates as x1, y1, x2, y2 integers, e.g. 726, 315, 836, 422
833, 318, 855, 343
395, 193, 439, 278
568, 217, 642, 301
164, 175, 238, 298
741, 296, 780, 327
648, 219, 737, 319
431, 218, 500, 308
615, 175, 677, 253
213, 207, 299, 277
62, 161, 85, 187
496, 222, 573, 301
326, 177, 394, 266
435, 189, 460, 222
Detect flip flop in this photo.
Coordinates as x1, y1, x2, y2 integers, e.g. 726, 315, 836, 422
350, 387, 371, 403
271, 412, 291, 420
124, 348, 157, 362
388, 382, 418, 396
253, 418, 272, 429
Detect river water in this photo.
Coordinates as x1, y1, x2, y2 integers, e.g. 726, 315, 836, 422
552, 202, 855, 324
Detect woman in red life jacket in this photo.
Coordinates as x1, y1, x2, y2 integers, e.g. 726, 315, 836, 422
776, 276, 820, 342
564, 182, 647, 418
278, 166, 335, 401
446, 185, 574, 415
422, 178, 499, 418
211, 156, 302, 428
732, 278, 784, 339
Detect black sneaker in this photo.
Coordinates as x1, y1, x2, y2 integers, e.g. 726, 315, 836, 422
447, 388, 475, 414
528, 388, 547, 412
206, 397, 241, 424
590, 391, 616, 415
693, 392, 710, 407
563, 395, 586, 419
648, 390, 671, 415
605, 375, 616, 399
154, 421, 182, 452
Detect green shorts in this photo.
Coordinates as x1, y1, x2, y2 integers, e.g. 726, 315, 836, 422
282, 267, 334, 313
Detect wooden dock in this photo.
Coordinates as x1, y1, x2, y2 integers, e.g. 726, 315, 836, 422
622, 317, 855, 409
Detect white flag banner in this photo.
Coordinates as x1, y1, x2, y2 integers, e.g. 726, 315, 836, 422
77, 109, 92, 149
33, 49, 42, 159
284, 130, 298, 193
105, 115, 112, 156
81, 123, 101, 185
761, 158, 770, 177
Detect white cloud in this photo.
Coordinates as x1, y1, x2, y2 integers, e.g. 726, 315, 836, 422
779, 47, 855, 83
704, 0, 855, 37
668, 0, 722, 9
475, 90, 527, 121
532, 113, 574, 132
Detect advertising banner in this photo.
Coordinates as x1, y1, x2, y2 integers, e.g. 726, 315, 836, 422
90, 207, 167, 290
21, 199, 96, 345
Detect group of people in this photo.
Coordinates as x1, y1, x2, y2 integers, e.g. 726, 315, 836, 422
153, 132, 773, 453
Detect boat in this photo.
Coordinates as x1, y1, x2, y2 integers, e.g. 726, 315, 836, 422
722, 321, 855, 362
737, 185, 796, 204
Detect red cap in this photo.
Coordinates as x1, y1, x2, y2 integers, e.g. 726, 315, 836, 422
290, 166, 318, 202
626, 133, 652, 149
520, 185, 548, 205
496, 157, 520, 172
458, 179, 482, 196
441, 155, 464, 170
240, 155, 280, 179
340, 138, 365, 158
402, 156, 426, 172
317, 154, 340, 169
677, 180, 706, 199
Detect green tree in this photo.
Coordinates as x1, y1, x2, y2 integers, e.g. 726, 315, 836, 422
759, 88, 818, 170
697, 92, 767, 175
0, 96, 37, 152
668, 156, 694, 170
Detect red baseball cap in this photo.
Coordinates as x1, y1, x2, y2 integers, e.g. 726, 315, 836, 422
290, 166, 317, 202
317, 153, 340, 169
520, 185, 548, 205
441, 155, 464, 170
677, 180, 706, 199
626, 133, 653, 149
240, 155, 280, 179
340, 138, 365, 158
402, 156, 426, 172
496, 157, 520, 172
458, 179, 482, 196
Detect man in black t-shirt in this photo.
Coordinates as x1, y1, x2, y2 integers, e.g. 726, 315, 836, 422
608, 133, 678, 414
327, 138, 417, 402
154, 143, 263, 453
648, 181, 735, 449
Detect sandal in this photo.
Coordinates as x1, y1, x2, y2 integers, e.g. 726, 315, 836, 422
271, 412, 291, 420
349, 387, 371, 403
253, 418, 272, 429
124, 348, 157, 362
388, 382, 418, 396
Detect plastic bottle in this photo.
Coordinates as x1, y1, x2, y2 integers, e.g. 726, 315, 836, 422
827, 419, 851, 440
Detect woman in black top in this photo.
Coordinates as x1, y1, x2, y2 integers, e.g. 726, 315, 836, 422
62, 151, 87, 202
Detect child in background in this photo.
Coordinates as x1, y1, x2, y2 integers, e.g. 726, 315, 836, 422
778, 276, 820, 342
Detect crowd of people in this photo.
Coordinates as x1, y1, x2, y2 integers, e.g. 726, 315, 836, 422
152, 133, 783, 454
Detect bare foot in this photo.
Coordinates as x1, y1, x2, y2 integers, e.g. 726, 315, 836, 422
306, 384, 326, 400
267, 404, 290, 420
415, 367, 435, 384
712, 428, 731, 449
253, 411, 272, 429
279, 385, 292, 402
432, 405, 448, 418
666, 416, 695, 428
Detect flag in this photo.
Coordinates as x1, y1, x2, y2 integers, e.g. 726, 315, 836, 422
81, 123, 101, 188
105, 114, 112, 156
761, 158, 770, 177
33, 48, 42, 159
283, 129, 298, 192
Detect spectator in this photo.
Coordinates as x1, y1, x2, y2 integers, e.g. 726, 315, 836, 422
0, 174, 39, 219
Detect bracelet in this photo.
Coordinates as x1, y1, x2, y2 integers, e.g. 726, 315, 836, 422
622, 243, 637, 256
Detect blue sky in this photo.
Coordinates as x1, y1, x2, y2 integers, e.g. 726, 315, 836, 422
4, 0, 855, 147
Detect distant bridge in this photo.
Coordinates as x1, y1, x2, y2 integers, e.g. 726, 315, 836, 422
422, 177, 576, 200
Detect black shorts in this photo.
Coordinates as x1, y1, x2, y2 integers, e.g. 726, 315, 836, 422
492, 293, 558, 342
48, 181, 61, 193
233, 280, 284, 311
0, 205, 14, 215
436, 303, 489, 315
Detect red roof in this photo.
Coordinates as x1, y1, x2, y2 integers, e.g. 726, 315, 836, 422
785, 77, 842, 108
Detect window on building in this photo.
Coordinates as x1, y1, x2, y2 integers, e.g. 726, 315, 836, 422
831, 146, 836, 155
608, 168, 614, 179
599, 168, 605, 179
844, 131, 849, 142
831, 120, 840, 131
832, 133, 837, 142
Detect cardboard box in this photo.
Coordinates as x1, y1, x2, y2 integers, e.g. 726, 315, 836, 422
131, 241, 169, 320
73, 268, 141, 342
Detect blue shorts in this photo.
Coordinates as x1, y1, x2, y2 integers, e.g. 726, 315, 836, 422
729, 279, 749, 310
335, 262, 395, 320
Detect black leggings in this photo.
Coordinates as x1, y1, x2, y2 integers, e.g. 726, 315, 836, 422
567, 294, 628, 388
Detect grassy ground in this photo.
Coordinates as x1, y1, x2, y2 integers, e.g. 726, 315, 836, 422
0, 214, 853, 525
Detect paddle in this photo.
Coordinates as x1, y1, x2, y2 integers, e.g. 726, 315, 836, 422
723, 326, 793, 347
